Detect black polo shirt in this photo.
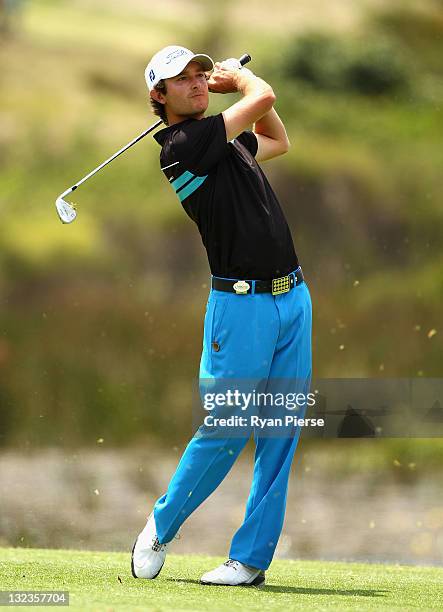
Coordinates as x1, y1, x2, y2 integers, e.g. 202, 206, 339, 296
153, 113, 299, 281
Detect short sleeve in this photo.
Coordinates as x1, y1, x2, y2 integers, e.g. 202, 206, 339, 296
169, 114, 229, 175
235, 130, 258, 157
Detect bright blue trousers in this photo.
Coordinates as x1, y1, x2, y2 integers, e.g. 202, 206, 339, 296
154, 272, 312, 570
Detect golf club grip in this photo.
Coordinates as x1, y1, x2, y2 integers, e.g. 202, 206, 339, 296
238, 53, 251, 66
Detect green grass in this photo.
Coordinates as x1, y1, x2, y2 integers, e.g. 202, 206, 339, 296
1, 548, 442, 610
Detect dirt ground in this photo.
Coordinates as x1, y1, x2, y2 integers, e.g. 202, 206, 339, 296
1, 443, 442, 566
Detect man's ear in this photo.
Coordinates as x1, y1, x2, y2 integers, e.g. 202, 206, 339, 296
150, 89, 166, 105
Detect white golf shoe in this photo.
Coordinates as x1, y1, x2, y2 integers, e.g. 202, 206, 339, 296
200, 559, 265, 586
131, 512, 169, 579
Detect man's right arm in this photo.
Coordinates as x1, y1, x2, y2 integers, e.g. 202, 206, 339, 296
207, 65, 276, 142
208, 65, 289, 159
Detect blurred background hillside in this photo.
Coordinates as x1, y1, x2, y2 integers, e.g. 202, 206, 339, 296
0, 0, 442, 565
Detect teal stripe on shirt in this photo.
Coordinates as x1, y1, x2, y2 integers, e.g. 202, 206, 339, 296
171, 170, 194, 192
178, 175, 208, 202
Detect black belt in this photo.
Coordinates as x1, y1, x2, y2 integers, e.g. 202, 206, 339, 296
211, 268, 304, 295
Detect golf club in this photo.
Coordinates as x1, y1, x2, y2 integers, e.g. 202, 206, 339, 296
55, 53, 252, 224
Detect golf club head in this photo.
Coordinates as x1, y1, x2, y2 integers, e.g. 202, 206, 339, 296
56, 197, 77, 224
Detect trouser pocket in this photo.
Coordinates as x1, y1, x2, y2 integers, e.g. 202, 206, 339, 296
209, 292, 232, 347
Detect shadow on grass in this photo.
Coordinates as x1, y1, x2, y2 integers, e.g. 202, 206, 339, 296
166, 579, 388, 597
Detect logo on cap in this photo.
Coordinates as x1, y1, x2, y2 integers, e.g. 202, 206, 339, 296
149, 69, 155, 82
165, 48, 188, 64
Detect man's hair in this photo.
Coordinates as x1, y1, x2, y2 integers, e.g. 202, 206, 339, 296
150, 80, 168, 125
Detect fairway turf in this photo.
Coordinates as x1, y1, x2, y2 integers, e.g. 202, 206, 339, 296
1, 548, 442, 611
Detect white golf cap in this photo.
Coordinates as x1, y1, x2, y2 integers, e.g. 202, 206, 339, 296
145, 45, 214, 91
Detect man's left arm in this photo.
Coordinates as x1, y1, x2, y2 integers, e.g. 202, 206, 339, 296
254, 107, 290, 162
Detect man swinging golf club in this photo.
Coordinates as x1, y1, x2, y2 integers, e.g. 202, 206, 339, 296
131, 45, 312, 586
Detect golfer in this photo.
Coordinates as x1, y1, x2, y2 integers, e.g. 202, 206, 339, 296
131, 46, 312, 586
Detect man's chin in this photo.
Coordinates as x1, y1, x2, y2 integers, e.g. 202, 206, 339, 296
172, 102, 208, 122
185, 106, 208, 119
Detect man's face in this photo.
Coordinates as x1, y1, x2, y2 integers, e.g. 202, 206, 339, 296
153, 61, 209, 123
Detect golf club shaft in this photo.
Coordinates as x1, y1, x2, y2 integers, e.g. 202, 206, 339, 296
64, 119, 163, 197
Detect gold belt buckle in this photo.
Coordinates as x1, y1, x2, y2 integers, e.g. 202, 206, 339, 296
272, 274, 291, 295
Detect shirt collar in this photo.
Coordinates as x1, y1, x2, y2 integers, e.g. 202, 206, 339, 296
153, 118, 197, 145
